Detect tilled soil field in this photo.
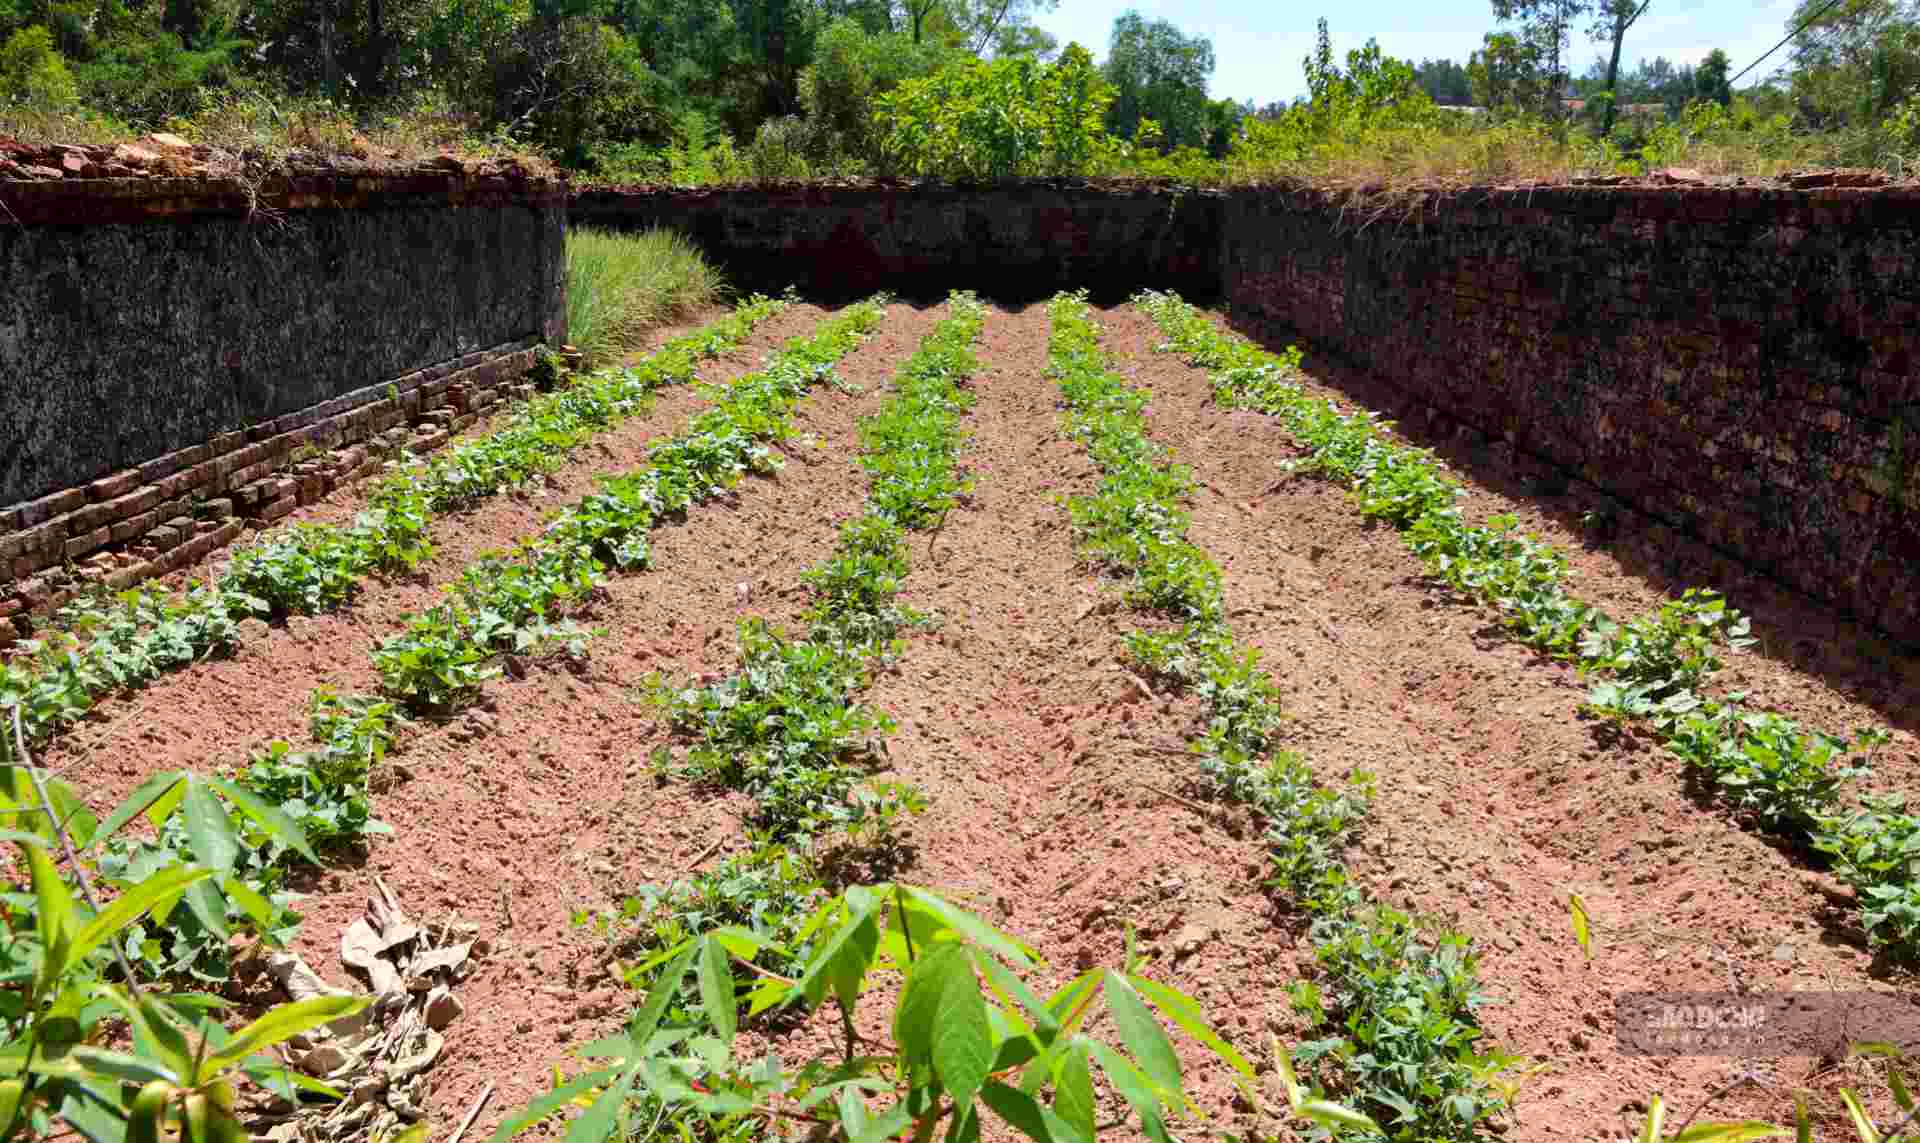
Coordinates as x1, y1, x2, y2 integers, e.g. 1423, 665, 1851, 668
22, 297, 1920, 1143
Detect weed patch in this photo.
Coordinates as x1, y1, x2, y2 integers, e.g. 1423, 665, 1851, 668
1135, 288, 1919, 966
566, 228, 728, 366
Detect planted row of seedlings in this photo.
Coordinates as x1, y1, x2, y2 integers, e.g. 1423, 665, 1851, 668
0, 300, 913, 1142
1133, 289, 1920, 966
1044, 292, 1517, 1140
510, 293, 1258, 1143
0, 301, 884, 1012
583, 293, 993, 1003
0, 295, 792, 760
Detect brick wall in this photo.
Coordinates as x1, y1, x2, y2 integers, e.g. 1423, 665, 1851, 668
1222, 184, 1920, 643
572, 179, 1224, 302
0, 155, 567, 635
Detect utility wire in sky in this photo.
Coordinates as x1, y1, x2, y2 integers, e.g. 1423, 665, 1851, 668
1730, 0, 1848, 85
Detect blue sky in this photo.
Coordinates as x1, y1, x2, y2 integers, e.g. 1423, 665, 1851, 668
1032, 0, 1802, 104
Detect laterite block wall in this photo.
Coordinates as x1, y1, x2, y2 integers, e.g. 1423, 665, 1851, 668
0, 153, 567, 633
572, 180, 1224, 302
1223, 185, 1920, 643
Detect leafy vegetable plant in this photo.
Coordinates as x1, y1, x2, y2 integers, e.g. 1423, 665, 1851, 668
498, 884, 1255, 1143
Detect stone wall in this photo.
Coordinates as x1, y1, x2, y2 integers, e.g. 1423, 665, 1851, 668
0, 156, 567, 623
1222, 184, 1920, 642
571, 180, 1223, 302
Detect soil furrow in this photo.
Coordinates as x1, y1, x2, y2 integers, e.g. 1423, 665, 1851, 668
1213, 310, 1920, 795
841, 304, 1280, 1137
280, 301, 945, 1134
1100, 304, 1895, 1137
41, 305, 833, 801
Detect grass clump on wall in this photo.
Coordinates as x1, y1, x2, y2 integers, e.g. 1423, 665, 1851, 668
566, 227, 726, 365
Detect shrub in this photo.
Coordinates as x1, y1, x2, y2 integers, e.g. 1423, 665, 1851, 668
874, 43, 1119, 178
566, 227, 726, 365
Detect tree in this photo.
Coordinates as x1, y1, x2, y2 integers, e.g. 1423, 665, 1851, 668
1415, 56, 1473, 103
1101, 9, 1215, 150
1784, 0, 1920, 124
1468, 28, 1551, 110
1489, 0, 1588, 115
0, 22, 77, 104
1695, 46, 1731, 105
1592, 0, 1652, 132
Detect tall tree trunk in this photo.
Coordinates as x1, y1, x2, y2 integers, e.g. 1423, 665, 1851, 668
319, 0, 339, 100
1602, 6, 1627, 133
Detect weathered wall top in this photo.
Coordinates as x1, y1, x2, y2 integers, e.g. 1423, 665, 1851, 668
1, 135, 565, 224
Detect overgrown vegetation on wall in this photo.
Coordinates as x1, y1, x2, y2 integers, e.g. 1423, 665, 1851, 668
2, 0, 1914, 184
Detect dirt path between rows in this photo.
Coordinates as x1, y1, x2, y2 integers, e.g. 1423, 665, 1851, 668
1100, 304, 1906, 1138
41, 304, 832, 802
1219, 312, 1920, 790
285, 301, 945, 1133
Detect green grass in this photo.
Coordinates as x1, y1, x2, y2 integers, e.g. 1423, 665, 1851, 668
566, 227, 727, 366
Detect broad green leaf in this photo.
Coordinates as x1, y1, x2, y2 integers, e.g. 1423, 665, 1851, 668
58, 1047, 180, 1086
895, 942, 967, 1066
23, 841, 76, 983
71, 865, 213, 964
846, 1099, 912, 1143
207, 776, 318, 866
1131, 975, 1254, 1093
1053, 1041, 1096, 1143
204, 995, 371, 1077
1044, 969, 1102, 1031
54, 1083, 127, 1143
1089, 1041, 1174, 1143
1569, 893, 1592, 961
1103, 972, 1180, 1094
798, 889, 882, 1009
976, 949, 1057, 1041
931, 944, 994, 1117
563, 1082, 625, 1143
488, 1071, 617, 1143
180, 877, 229, 942
1670, 1125, 1791, 1142
91, 771, 185, 846
900, 887, 1036, 967
1300, 1099, 1383, 1131
696, 935, 737, 1047
220, 875, 276, 933
631, 942, 698, 1050
980, 1080, 1080, 1143
95, 992, 195, 1089
180, 778, 240, 875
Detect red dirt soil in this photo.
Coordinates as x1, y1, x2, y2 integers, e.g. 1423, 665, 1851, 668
36, 301, 1920, 1142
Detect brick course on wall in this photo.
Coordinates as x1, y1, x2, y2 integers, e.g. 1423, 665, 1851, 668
0, 158, 567, 638
1221, 183, 1920, 643
0, 342, 542, 639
